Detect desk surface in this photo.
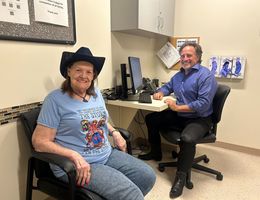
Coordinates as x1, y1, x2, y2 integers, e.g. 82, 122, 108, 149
106, 96, 174, 112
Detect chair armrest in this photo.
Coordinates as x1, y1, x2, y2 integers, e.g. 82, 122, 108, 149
31, 151, 106, 200
116, 127, 131, 140
31, 127, 133, 172
115, 127, 132, 155
32, 151, 76, 182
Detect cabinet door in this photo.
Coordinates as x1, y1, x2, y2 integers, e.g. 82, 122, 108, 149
158, 0, 175, 36
138, 0, 159, 33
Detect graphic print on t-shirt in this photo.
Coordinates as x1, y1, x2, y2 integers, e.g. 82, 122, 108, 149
78, 107, 107, 149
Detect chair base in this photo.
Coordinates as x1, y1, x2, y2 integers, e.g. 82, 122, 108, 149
191, 154, 223, 180
158, 153, 223, 189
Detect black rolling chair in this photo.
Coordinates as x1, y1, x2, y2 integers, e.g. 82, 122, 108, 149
20, 107, 132, 200
158, 84, 231, 189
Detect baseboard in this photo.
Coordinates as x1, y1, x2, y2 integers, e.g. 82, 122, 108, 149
133, 137, 260, 156
210, 141, 260, 156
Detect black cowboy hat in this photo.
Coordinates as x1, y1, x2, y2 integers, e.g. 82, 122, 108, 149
60, 47, 105, 78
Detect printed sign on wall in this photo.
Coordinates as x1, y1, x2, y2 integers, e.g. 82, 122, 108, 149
209, 56, 246, 79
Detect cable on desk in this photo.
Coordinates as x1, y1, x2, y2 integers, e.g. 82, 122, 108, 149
132, 110, 150, 154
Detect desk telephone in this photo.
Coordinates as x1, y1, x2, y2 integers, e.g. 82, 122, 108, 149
143, 78, 157, 94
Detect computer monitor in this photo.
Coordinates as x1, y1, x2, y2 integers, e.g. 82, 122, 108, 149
120, 63, 128, 99
128, 56, 143, 95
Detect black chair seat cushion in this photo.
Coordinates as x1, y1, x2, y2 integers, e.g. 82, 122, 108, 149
160, 128, 181, 144
38, 178, 104, 200
160, 128, 216, 144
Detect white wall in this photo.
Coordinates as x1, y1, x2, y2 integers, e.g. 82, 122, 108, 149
0, 1, 112, 199
0, 1, 113, 109
0, 0, 260, 199
111, 32, 168, 85
112, 0, 260, 150
166, 0, 260, 149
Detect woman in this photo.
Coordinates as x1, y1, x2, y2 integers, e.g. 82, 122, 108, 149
32, 47, 156, 200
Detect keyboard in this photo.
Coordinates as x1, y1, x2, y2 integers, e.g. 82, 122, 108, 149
138, 92, 152, 103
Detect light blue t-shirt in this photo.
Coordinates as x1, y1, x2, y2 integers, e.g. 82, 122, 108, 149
37, 88, 112, 177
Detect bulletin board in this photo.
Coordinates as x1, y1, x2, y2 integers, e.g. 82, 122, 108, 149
0, 0, 76, 45
169, 36, 200, 69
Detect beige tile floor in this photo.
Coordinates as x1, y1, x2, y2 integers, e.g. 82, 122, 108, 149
144, 144, 260, 200
34, 144, 260, 200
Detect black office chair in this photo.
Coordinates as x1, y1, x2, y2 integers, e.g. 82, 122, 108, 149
158, 84, 231, 189
20, 107, 132, 200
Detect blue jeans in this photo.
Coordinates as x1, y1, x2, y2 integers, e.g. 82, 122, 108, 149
59, 148, 156, 200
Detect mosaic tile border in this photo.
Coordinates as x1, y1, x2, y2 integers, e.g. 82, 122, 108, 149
0, 102, 42, 125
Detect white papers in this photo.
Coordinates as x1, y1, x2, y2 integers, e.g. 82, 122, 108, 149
219, 56, 233, 78
0, 0, 30, 25
34, 0, 68, 27
231, 56, 246, 79
209, 56, 221, 77
157, 42, 180, 69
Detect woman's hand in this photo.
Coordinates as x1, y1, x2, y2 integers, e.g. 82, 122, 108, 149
112, 131, 127, 152
71, 151, 91, 187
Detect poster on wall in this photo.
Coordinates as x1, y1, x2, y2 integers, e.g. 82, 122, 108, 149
209, 56, 221, 77
157, 42, 180, 69
0, 0, 30, 25
0, 0, 76, 44
34, 0, 69, 27
209, 56, 246, 79
231, 56, 246, 79
169, 37, 200, 69
174, 37, 200, 51
219, 56, 233, 78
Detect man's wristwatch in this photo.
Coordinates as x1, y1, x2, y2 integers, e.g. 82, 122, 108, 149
109, 129, 118, 136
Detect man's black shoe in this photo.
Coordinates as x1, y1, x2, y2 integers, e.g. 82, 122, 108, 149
170, 171, 186, 198
138, 152, 162, 161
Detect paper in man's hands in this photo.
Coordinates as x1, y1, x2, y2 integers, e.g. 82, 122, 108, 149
157, 42, 180, 69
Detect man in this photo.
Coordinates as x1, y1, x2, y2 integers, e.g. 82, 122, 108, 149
138, 42, 217, 198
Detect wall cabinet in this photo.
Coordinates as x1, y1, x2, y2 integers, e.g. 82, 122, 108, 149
111, 0, 175, 37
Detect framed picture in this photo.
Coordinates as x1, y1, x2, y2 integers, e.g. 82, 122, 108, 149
169, 37, 200, 69
0, 0, 76, 45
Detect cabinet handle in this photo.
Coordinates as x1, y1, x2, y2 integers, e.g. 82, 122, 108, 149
157, 16, 161, 31
160, 17, 164, 30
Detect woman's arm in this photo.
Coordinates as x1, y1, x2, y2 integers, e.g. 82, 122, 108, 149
32, 125, 91, 186
107, 123, 127, 152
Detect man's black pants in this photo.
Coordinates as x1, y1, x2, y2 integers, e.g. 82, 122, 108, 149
145, 109, 212, 173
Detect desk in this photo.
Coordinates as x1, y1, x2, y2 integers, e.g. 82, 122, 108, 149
106, 96, 174, 129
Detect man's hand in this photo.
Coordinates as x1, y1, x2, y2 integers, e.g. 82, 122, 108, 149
153, 91, 164, 100
112, 131, 127, 152
164, 98, 193, 113
164, 98, 178, 111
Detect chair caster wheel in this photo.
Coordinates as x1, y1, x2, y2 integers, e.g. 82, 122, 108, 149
216, 174, 223, 181
171, 151, 178, 159
204, 157, 210, 163
158, 164, 165, 172
186, 181, 193, 189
